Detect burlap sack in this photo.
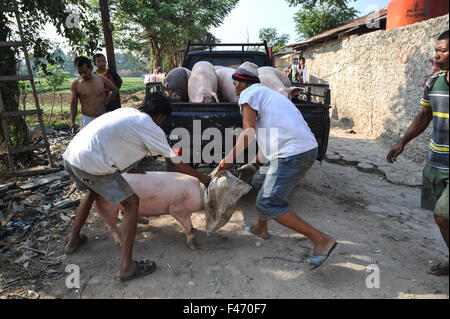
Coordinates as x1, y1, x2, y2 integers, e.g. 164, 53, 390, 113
203, 166, 252, 233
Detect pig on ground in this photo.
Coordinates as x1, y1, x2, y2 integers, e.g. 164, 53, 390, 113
216, 67, 239, 103
188, 61, 219, 103
93, 172, 202, 250
163, 67, 191, 102
258, 66, 303, 99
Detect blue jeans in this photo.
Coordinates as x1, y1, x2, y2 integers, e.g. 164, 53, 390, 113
251, 148, 318, 220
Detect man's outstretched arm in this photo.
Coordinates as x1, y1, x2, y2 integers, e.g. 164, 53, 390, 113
387, 106, 433, 163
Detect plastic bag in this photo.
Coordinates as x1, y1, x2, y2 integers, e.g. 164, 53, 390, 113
203, 166, 252, 233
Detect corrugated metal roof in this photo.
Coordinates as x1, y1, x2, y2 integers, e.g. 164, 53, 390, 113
283, 8, 387, 50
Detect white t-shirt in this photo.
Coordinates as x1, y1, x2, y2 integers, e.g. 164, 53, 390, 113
238, 84, 318, 161
63, 107, 176, 175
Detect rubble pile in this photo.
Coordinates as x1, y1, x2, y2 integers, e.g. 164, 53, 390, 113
0, 131, 82, 299
0, 128, 172, 299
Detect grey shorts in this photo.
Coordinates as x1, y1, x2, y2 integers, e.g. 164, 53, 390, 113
64, 160, 134, 205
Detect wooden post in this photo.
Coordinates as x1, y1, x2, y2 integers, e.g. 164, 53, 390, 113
99, 0, 116, 72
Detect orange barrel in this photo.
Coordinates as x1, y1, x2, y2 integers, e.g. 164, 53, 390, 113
387, 0, 449, 30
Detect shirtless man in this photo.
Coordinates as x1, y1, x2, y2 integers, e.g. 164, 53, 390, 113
70, 56, 118, 131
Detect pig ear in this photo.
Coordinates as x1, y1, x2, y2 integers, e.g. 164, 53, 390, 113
211, 92, 219, 103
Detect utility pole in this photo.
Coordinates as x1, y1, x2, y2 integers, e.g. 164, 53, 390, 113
99, 0, 116, 71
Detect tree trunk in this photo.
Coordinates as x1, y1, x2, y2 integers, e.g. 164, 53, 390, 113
150, 38, 162, 72
48, 91, 55, 124
60, 93, 63, 117
0, 13, 31, 167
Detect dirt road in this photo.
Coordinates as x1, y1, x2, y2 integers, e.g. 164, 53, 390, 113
38, 126, 448, 299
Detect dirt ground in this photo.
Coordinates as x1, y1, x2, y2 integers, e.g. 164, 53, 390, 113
24, 125, 447, 299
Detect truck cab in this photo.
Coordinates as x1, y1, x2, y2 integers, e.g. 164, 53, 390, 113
182, 41, 272, 69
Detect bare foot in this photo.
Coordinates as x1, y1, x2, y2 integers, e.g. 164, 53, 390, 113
64, 234, 88, 255
246, 225, 270, 240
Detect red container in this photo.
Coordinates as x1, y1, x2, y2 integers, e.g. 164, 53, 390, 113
387, 0, 449, 30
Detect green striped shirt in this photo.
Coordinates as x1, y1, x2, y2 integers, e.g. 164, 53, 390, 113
420, 70, 449, 169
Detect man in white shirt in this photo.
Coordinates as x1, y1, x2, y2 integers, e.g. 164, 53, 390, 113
218, 62, 337, 272
63, 92, 210, 281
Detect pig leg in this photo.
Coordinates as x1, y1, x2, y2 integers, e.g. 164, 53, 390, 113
171, 213, 196, 250
109, 224, 122, 246
94, 198, 122, 246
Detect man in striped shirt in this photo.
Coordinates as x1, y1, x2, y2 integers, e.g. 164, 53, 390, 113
387, 30, 449, 276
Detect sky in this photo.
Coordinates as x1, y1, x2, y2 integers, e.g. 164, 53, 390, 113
211, 0, 391, 44
43, 0, 391, 52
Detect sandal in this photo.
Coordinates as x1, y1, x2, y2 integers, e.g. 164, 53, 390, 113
118, 260, 157, 282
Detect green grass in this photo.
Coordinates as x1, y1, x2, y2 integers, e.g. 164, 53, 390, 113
120, 77, 146, 93
19, 76, 146, 129
27, 76, 145, 94
22, 101, 74, 129
22, 80, 147, 129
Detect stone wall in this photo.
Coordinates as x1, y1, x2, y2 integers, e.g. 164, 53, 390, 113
303, 15, 449, 163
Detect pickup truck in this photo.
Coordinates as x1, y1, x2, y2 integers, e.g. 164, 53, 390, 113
152, 41, 330, 166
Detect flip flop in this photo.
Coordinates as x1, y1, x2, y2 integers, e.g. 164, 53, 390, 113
245, 225, 271, 240
64, 234, 88, 255
309, 242, 339, 273
118, 260, 157, 282
428, 262, 449, 276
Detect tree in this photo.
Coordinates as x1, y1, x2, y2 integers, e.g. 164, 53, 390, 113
292, 2, 358, 40
110, 0, 238, 72
258, 28, 290, 52
0, 0, 99, 166
36, 64, 71, 124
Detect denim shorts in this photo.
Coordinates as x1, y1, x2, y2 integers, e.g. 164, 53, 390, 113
251, 148, 318, 220
64, 160, 134, 205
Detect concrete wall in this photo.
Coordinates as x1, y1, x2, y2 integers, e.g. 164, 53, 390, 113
303, 15, 449, 163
